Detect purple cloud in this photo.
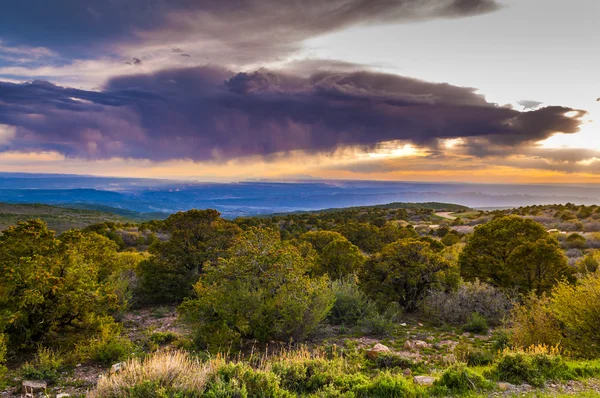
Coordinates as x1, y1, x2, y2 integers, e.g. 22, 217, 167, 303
0, 67, 585, 161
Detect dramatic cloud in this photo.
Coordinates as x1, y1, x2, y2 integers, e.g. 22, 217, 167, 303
0, 0, 502, 78
0, 67, 585, 162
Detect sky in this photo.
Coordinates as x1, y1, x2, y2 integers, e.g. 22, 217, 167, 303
0, 0, 598, 183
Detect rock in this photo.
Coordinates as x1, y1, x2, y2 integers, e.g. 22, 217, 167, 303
413, 376, 436, 386
57, 394, 71, 398
403, 340, 431, 350
497, 382, 513, 391
402, 368, 412, 376
522, 383, 533, 391
22, 380, 47, 396
110, 362, 127, 374
366, 343, 391, 359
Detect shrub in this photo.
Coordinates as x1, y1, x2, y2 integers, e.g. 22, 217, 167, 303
91, 350, 210, 397
487, 346, 572, 387
432, 365, 493, 395
20, 346, 64, 384
317, 239, 365, 280
145, 331, 178, 352
272, 355, 361, 394
357, 304, 402, 336
136, 210, 241, 304
550, 273, 600, 358
206, 362, 292, 398
507, 294, 562, 350
423, 280, 511, 326
360, 238, 451, 311
459, 216, 571, 294
463, 312, 489, 334
0, 333, 6, 376
0, 221, 124, 351
352, 373, 421, 398
454, 343, 494, 366
78, 333, 134, 365
179, 228, 335, 349
329, 276, 377, 326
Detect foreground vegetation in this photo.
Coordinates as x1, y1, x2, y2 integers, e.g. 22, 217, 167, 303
1, 202, 600, 396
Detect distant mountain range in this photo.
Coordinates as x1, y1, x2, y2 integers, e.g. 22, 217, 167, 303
0, 173, 599, 218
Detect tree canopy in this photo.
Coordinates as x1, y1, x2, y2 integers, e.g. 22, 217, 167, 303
459, 215, 571, 294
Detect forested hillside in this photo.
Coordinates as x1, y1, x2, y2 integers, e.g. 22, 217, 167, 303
1, 202, 600, 397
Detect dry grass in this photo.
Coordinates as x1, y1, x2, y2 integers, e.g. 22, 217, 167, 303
91, 350, 213, 397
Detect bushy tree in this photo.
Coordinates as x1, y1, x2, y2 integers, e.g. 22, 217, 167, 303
459, 216, 571, 294
317, 239, 365, 280
137, 209, 241, 303
335, 222, 383, 253
299, 231, 346, 252
179, 228, 334, 349
360, 238, 451, 311
0, 220, 122, 350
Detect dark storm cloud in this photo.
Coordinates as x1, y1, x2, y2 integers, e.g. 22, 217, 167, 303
0, 67, 585, 162
0, 0, 501, 59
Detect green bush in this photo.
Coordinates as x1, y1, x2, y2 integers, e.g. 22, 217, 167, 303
432, 365, 493, 395
550, 273, 600, 358
145, 331, 178, 352
372, 353, 425, 373
352, 373, 421, 398
455, 343, 495, 367
360, 238, 451, 311
82, 334, 134, 365
179, 228, 335, 349
463, 312, 489, 334
329, 276, 377, 326
357, 305, 402, 337
488, 349, 572, 387
0, 221, 125, 351
205, 363, 292, 398
0, 333, 6, 376
20, 346, 64, 384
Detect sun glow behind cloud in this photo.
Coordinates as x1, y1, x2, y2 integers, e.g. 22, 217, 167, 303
539, 107, 599, 150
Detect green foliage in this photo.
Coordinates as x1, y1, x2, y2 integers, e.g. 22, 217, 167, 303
488, 350, 572, 387
329, 276, 377, 326
565, 233, 587, 249
360, 238, 451, 311
300, 231, 346, 252
0, 333, 6, 377
507, 294, 562, 350
463, 312, 489, 334
457, 346, 495, 367
432, 365, 492, 395
352, 373, 421, 398
336, 222, 384, 253
137, 210, 241, 304
84, 334, 134, 365
441, 232, 460, 246
357, 304, 402, 336
317, 239, 365, 280
550, 272, 600, 358
205, 362, 292, 398
20, 346, 64, 384
459, 215, 571, 294
0, 220, 123, 351
179, 228, 335, 349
